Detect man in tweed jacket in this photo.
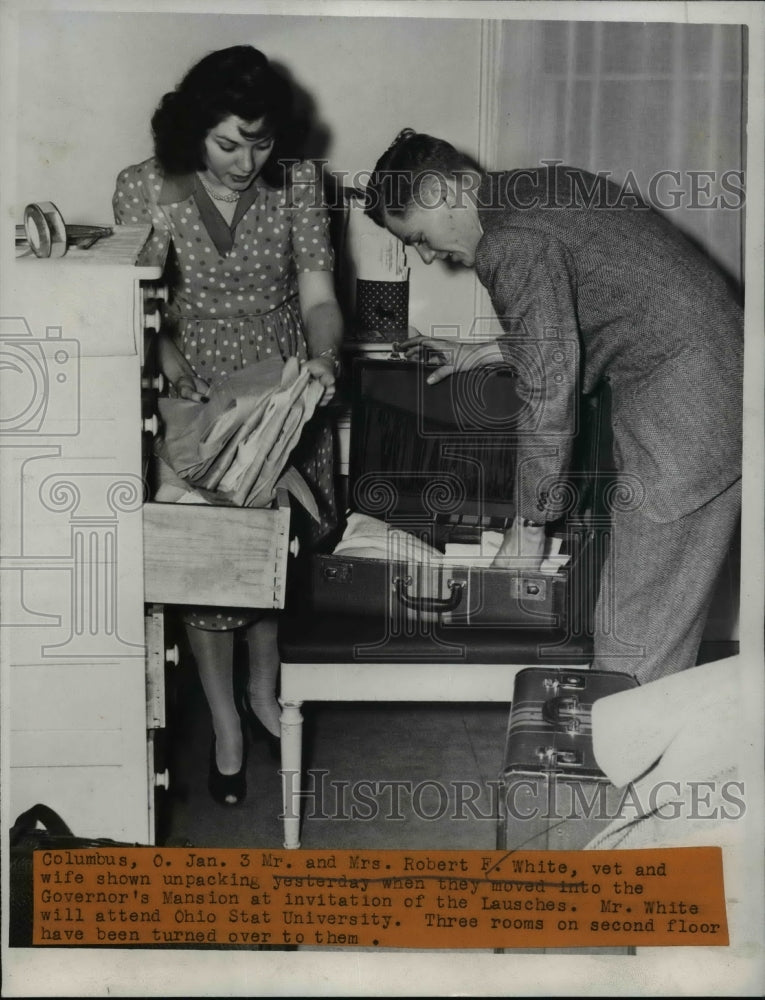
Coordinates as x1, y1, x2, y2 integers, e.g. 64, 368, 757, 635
366, 131, 742, 684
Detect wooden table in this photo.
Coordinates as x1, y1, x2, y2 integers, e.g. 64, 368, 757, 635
279, 617, 592, 849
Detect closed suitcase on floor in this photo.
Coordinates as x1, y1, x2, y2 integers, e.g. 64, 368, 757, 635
310, 356, 607, 635
496, 666, 638, 954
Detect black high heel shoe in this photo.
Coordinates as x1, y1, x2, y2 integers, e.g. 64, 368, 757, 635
241, 701, 280, 762
208, 739, 247, 806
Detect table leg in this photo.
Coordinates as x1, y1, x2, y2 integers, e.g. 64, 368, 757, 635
279, 699, 303, 849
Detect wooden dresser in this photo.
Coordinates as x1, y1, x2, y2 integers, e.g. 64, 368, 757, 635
2, 225, 291, 843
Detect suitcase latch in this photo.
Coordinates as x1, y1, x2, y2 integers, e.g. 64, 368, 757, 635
543, 674, 586, 694
510, 576, 547, 601
322, 562, 353, 584
560, 674, 586, 689
536, 747, 583, 767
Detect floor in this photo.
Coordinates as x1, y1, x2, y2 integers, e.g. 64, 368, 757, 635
156, 633, 509, 854
154, 631, 513, 958
150, 629, 737, 966
156, 628, 736, 856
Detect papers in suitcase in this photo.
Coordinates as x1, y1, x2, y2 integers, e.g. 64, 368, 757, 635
311, 357, 603, 629
152, 356, 323, 518
329, 511, 572, 626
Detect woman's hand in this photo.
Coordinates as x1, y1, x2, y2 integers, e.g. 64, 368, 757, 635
302, 356, 337, 405
170, 372, 210, 403
399, 333, 503, 385
157, 333, 210, 402
303, 356, 337, 406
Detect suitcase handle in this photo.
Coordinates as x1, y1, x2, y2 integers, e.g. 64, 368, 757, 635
393, 576, 464, 613
542, 695, 593, 734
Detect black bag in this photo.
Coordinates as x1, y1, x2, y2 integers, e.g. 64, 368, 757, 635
355, 278, 409, 339
8, 803, 138, 947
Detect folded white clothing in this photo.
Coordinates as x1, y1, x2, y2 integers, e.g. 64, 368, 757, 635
443, 530, 504, 564
333, 513, 443, 562
444, 530, 569, 573
547, 535, 564, 557
585, 656, 743, 852
335, 515, 574, 570
591, 655, 742, 791
539, 554, 571, 575
153, 482, 213, 505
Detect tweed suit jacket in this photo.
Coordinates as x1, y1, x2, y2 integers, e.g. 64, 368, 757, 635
475, 167, 743, 524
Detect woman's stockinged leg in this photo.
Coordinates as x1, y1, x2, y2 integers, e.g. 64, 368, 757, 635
185, 624, 243, 774
245, 613, 281, 738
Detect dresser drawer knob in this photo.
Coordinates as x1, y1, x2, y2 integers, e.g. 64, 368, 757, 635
143, 283, 169, 303
143, 414, 159, 436
143, 308, 162, 332
141, 373, 165, 392
154, 769, 170, 790
165, 644, 180, 666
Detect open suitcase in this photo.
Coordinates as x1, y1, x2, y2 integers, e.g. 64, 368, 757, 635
307, 355, 611, 644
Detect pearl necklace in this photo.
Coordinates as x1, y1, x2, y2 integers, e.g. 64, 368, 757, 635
198, 175, 240, 203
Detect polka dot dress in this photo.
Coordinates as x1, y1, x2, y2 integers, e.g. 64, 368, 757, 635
114, 157, 337, 631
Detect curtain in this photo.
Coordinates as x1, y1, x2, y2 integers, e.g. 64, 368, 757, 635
496, 19, 747, 290
492, 19, 746, 641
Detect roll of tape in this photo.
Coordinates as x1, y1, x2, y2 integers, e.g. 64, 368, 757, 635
24, 202, 68, 258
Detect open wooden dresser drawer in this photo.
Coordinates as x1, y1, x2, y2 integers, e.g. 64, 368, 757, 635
142, 491, 291, 609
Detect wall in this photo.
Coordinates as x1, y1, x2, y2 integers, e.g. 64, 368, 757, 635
495, 17, 746, 641
14, 9, 481, 336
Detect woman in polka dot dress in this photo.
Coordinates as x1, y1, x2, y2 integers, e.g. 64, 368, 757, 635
113, 46, 342, 806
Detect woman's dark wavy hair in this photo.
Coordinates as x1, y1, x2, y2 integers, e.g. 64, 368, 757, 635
151, 46, 294, 186
364, 128, 480, 226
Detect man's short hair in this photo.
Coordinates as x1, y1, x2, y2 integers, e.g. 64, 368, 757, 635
365, 128, 480, 225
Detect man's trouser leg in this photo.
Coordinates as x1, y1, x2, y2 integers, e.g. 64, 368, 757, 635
591, 479, 741, 684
